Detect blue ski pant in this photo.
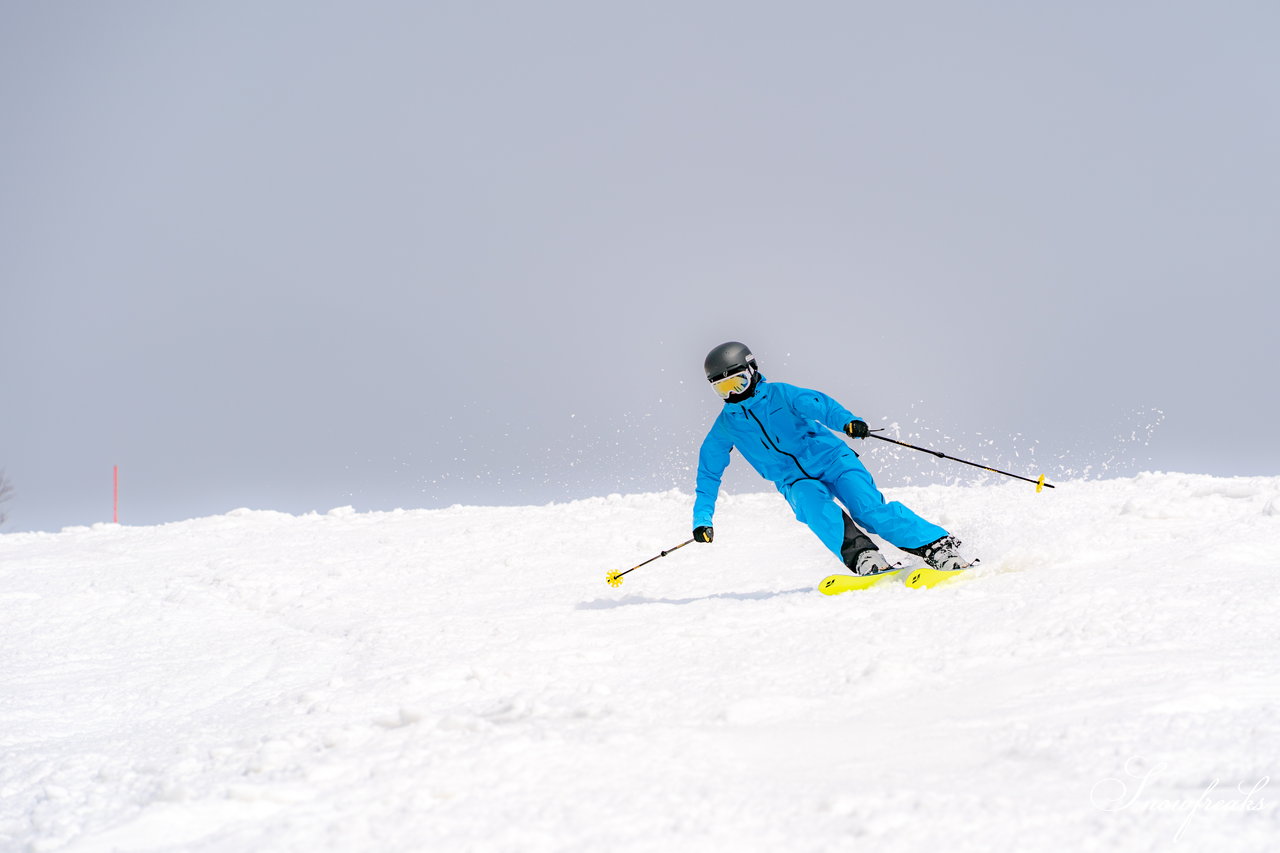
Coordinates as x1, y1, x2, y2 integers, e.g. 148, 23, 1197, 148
781, 455, 947, 565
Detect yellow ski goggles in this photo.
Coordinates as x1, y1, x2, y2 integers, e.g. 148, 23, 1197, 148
710, 367, 753, 399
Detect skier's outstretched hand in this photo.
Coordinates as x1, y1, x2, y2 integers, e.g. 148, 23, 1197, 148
844, 420, 870, 439
693, 526, 714, 543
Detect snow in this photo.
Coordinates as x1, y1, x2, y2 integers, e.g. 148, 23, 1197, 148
2, 473, 1279, 852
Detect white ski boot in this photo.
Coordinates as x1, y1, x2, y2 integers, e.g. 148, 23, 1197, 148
853, 548, 894, 576
909, 536, 975, 571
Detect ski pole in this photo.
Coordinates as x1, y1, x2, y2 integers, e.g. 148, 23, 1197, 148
868, 432, 1055, 491
605, 538, 695, 587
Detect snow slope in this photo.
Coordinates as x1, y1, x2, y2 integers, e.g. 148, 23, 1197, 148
3, 473, 1279, 852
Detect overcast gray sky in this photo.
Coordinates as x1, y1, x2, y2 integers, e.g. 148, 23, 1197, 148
2, 1, 1277, 532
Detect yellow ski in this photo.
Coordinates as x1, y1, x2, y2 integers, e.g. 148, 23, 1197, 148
903, 566, 970, 589
818, 569, 906, 595
820, 565, 973, 594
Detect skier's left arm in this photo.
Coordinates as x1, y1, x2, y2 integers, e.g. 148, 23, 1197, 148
783, 384, 862, 435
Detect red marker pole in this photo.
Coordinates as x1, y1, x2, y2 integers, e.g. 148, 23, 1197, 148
113, 465, 119, 524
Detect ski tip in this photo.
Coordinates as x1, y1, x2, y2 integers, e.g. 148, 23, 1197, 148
818, 574, 844, 595
818, 569, 906, 595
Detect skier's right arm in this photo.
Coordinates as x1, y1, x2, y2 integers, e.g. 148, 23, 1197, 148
692, 422, 733, 540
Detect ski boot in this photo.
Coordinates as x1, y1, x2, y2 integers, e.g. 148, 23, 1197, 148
852, 548, 894, 576
904, 536, 975, 571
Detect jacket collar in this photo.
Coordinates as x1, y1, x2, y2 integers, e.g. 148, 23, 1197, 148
722, 373, 768, 410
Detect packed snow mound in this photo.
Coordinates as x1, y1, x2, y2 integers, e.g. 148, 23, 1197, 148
2, 473, 1279, 852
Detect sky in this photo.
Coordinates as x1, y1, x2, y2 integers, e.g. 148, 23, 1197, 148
2, 1, 1277, 533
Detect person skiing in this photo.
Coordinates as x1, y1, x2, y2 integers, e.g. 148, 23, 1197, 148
692, 341, 974, 576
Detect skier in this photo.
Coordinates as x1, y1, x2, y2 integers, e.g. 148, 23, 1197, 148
692, 341, 975, 576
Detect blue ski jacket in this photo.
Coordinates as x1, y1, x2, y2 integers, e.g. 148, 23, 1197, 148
693, 377, 860, 528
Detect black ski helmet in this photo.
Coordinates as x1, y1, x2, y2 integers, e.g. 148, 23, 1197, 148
704, 341, 758, 382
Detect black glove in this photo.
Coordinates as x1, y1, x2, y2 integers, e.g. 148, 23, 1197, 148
693, 525, 714, 543
844, 420, 870, 439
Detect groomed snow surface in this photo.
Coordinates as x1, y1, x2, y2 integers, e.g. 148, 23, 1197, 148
3, 473, 1279, 852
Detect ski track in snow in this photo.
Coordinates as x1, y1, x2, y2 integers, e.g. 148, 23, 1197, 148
2, 473, 1279, 852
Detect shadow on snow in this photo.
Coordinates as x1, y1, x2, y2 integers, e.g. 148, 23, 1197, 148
576, 587, 812, 609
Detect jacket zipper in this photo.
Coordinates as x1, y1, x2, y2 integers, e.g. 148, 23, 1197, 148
746, 408, 815, 480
